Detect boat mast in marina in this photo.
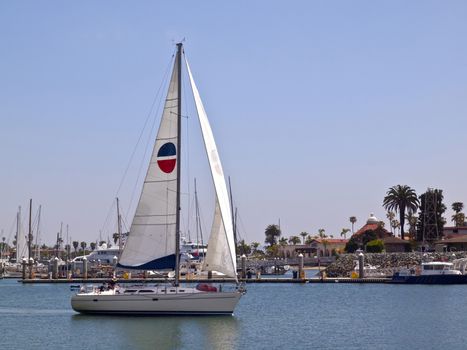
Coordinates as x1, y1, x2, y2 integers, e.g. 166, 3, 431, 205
116, 197, 123, 256
16, 206, 25, 262
35, 205, 41, 261
28, 199, 33, 278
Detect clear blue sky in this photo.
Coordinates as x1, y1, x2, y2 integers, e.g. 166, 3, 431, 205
2, 1, 467, 246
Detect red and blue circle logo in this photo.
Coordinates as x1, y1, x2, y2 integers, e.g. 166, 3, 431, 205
157, 142, 176, 173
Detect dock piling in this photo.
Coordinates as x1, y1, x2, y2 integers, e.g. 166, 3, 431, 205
298, 254, 304, 279
358, 252, 365, 279
83, 257, 88, 280
241, 255, 246, 279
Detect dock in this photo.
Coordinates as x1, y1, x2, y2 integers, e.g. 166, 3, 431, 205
17, 277, 391, 284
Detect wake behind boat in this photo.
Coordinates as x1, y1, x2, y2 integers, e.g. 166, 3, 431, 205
71, 43, 245, 315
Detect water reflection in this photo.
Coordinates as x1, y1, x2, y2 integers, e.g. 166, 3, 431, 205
71, 314, 239, 350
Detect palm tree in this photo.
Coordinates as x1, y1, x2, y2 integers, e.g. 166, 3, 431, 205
72, 241, 79, 255
250, 242, 260, 253
383, 185, 419, 240
452, 202, 464, 214
278, 237, 288, 246
340, 228, 350, 239
90, 242, 96, 251
349, 216, 357, 234
386, 211, 395, 234
405, 211, 418, 240
236, 239, 251, 255
451, 202, 465, 227
305, 235, 314, 244
264, 224, 281, 246
300, 232, 308, 244
288, 236, 301, 245
391, 220, 400, 236
317, 229, 328, 256
80, 241, 87, 253
452, 213, 466, 227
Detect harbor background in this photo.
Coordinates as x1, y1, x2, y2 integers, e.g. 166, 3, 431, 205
1, 278, 465, 350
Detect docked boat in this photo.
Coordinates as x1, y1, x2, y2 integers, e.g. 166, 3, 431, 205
259, 265, 290, 275
71, 43, 245, 315
390, 261, 467, 284
84, 243, 120, 265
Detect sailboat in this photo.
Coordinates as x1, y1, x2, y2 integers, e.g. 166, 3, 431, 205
71, 43, 245, 315
15, 206, 26, 264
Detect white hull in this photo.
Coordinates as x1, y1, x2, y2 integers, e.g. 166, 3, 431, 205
71, 286, 242, 315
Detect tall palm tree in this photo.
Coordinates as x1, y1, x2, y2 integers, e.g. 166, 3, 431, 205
349, 216, 357, 234
300, 231, 308, 244
80, 241, 87, 253
340, 228, 350, 239
452, 213, 465, 227
452, 202, 464, 214
391, 220, 400, 235
288, 236, 301, 245
383, 185, 419, 240
451, 202, 465, 227
386, 211, 395, 234
317, 229, 328, 256
405, 211, 418, 240
264, 224, 281, 246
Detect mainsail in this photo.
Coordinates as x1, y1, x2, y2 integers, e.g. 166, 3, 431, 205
185, 58, 237, 280
118, 52, 180, 270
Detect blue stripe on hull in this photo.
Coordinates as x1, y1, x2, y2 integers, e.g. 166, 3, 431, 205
391, 275, 467, 284
117, 254, 176, 270
75, 310, 233, 316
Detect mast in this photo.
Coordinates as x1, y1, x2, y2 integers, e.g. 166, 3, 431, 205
174, 42, 183, 286
116, 197, 123, 256
35, 205, 41, 260
28, 199, 32, 263
16, 206, 21, 261
228, 177, 237, 248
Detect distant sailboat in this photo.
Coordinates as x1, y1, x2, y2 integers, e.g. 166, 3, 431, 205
71, 43, 245, 315
15, 206, 26, 263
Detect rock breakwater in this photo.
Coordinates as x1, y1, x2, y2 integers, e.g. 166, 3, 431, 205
325, 252, 467, 278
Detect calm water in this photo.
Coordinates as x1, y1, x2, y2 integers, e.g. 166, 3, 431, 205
1, 278, 466, 349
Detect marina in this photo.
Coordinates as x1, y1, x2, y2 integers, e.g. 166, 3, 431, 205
2, 1, 467, 349
2, 277, 467, 349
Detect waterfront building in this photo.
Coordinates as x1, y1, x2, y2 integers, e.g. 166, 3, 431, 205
353, 213, 391, 239
435, 235, 467, 252
350, 213, 412, 252
443, 226, 467, 238
277, 238, 348, 258
381, 236, 411, 253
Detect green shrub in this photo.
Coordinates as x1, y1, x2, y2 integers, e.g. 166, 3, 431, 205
366, 239, 384, 253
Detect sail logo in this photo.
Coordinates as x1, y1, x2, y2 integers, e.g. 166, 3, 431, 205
157, 142, 177, 173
